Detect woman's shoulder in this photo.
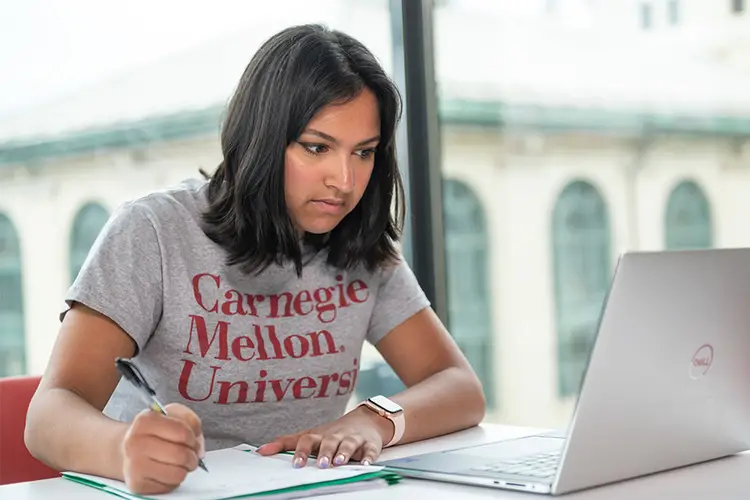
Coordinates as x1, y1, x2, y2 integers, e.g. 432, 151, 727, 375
112, 178, 209, 228
375, 252, 412, 278
342, 252, 415, 289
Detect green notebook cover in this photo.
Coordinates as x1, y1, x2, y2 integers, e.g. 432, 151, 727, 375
62, 470, 401, 500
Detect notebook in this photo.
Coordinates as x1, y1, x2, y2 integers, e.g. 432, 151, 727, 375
61, 444, 402, 500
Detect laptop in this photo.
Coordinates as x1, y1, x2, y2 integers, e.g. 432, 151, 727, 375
379, 248, 750, 495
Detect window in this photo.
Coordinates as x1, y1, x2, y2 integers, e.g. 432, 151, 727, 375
69, 202, 110, 283
0, 213, 26, 377
664, 180, 713, 250
668, 0, 680, 25
640, 2, 653, 28
443, 179, 495, 409
552, 181, 611, 398
732, 0, 745, 14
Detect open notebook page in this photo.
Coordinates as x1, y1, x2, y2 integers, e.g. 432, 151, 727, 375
62, 444, 394, 500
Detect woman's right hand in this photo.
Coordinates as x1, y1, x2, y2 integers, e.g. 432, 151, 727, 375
120, 403, 205, 495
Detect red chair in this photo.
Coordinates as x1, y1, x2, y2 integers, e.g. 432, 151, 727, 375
0, 375, 60, 485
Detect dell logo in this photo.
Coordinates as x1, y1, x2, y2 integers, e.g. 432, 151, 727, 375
689, 344, 714, 380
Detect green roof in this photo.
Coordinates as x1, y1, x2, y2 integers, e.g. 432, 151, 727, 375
2, 99, 750, 166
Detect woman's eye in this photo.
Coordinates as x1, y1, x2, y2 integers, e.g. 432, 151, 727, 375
302, 143, 329, 155
356, 148, 376, 159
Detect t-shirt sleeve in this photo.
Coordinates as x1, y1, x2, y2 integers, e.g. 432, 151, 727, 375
61, 201, 163, 353
366, 256, 431, 346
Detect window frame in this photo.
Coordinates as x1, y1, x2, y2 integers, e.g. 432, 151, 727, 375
68, 202, 110, 284
664, 180, 713, 251
443, 178, 496, 409
0, 212, 26, 377
551, 180, 612, 398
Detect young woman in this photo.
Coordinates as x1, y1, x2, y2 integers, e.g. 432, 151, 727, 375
25, 24, 485, 495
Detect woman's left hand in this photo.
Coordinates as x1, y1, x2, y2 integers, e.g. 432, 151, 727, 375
256, 405, 394, 469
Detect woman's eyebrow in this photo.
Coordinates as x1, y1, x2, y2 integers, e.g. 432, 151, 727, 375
304, 128, 380, 147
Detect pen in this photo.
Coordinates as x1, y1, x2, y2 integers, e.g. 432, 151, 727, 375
115, 357, 209, 472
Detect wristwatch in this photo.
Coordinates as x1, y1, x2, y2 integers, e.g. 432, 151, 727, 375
358, 395, 405, 447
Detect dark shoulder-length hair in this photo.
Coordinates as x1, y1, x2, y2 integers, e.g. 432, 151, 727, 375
201, 23, 405, 277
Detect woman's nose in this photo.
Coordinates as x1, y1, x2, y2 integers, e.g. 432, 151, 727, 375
325, 156, 355, 193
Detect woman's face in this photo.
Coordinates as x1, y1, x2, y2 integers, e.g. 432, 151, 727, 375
284, 88, 380, 235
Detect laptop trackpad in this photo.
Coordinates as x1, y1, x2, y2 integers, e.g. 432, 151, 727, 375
457, 435, 565, 461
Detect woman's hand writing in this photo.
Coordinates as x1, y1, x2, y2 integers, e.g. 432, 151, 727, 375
120, 403, 205, 494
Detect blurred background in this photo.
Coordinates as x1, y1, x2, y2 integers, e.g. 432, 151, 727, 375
2, 0, 749, 431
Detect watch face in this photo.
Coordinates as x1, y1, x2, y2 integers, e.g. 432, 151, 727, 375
369, 395, 402, 414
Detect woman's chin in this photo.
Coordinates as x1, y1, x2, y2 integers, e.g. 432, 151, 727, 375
299, 218, 341, 235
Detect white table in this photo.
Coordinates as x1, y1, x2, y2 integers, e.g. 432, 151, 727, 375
2, 423, 748, 499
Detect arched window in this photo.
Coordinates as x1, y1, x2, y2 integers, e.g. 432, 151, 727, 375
69, 202, 110, 283
443, 179, 495, 408
0, 213, 26, 376
664, 180, 712, 250
552, 180, 611, 397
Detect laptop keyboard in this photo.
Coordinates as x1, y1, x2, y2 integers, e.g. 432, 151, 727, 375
471, 450, 561, 478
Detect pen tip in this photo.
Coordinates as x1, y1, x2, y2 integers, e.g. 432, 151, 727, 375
199, 459, 209, 472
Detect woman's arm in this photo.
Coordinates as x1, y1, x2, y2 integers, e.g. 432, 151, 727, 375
369, 306, 486, 444
27, 303, 205, 494
25, 303, 136, 479
258, 306, 486, 467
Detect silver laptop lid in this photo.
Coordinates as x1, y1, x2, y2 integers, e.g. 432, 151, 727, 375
554, 248, 750, 494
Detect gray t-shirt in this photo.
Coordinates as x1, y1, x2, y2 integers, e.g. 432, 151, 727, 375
63, 178, 430, 451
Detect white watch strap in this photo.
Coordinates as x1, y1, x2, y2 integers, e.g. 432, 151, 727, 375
384, 410, 405, 447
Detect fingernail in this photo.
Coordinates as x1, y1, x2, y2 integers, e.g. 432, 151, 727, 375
198, 435, 206, 459
318, 456, 330, 469
333, 454, 346, 466
362, 459, 371, 466
293, 456, 304, 469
